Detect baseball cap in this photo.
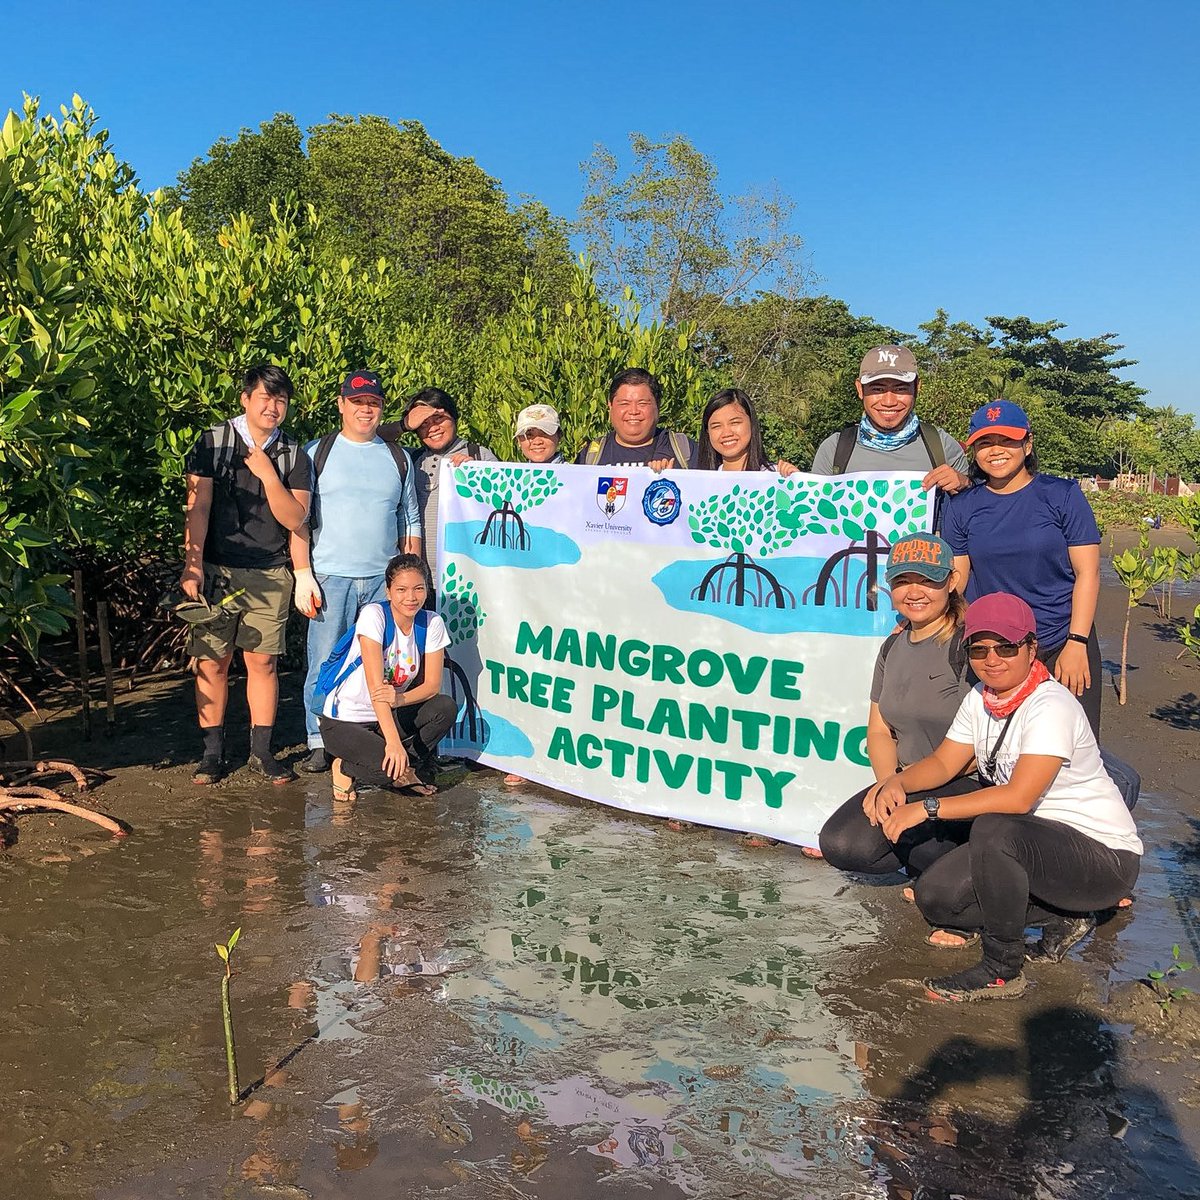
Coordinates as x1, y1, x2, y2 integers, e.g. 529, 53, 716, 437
966, 400, 1031, 445
340, 370, 386, 403
859, 345, 918, 384
885, 533, 955, 584
964, 592, 1037, 643
515, 403, 560, 438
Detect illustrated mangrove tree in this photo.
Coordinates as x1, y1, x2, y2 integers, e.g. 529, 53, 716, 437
454, 466, 563, 550
439, 562, 487, 743
688, 483, 801, 606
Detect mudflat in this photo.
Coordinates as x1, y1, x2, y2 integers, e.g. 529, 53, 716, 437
2, 540, 1197, 1199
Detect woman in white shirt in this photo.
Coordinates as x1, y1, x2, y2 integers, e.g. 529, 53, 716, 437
318, 554, 456, 800
866, 591, 1142, 1003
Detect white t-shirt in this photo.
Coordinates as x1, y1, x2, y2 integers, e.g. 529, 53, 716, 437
322, 605, 450, 723
945, 681, 1143, 855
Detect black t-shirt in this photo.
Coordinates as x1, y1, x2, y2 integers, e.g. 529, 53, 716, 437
575, 429, 695, 468
185, 427, 312, 568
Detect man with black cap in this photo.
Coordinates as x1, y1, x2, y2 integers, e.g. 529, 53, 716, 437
294, 369, 422, 773
809, 345, 971, 494
390, 387, 497, 594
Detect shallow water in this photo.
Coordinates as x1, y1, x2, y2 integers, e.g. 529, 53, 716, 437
2, 756, 1198, 1198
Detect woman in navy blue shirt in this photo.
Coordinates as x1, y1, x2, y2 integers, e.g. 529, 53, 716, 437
943, 401, 1102, 736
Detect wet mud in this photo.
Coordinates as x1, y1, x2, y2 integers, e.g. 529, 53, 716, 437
1, 561, 1198, 1199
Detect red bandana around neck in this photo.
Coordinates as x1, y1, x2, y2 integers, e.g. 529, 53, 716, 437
983, 656, 1052, 719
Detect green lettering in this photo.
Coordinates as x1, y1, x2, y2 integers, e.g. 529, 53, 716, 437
686, 649, 724, 687
651, 643, 686, 684
548, 726, 576, 765
689, 703, 729, 745
484, 659, 505, 695
604, 738, 634, 777
528, 672, 550, 708
769, 659, 805, 701
619, 690, 645, 731
723, 654, 768, 695
647, 697, 685, 738
591, 684, 620, 721
651, 748, 694, 790
578, 734, 603, 769
508, 667, 530, 704
843, 725, 870, 767
714, 759, 752, 799
794, 719, 840, 761
755, 766, 796, 809
584, 631, 616, 671
515, 622, 553, 658
551, 676, 575, 714
617, 638, 651, 676
730, 708, 770, 750
554, 626, 582, 666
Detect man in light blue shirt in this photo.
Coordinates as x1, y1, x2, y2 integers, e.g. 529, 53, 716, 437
294, 370, 422, 772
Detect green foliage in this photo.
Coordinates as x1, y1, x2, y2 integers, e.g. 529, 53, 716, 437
1087, 490, 1192, 534
1146, 944, 1194, 1013
469, 262, 708, 458
165, 113, 309, 242
1178, 603, 1200, 666
687, 482, 800, 558
453, 464, 562, 513
774, 477, 929, 542
438, 562, 486, 646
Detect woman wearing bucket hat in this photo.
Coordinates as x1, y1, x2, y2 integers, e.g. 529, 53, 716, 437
943, 400, 1102, 737
819, 533, 982, 945
869, 592, 1142, 1002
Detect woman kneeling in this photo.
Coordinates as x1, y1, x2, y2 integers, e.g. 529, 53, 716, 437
318, 554, 456, 800
869, 592, 1142, 1002
819, 534, 979, 916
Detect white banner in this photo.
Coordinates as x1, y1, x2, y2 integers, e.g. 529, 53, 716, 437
436, 462, 933, 847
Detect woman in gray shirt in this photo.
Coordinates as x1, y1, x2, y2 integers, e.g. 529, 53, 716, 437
819, 534, 980, 935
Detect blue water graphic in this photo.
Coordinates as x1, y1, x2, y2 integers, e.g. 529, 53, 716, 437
445, 520, 581, 569
652, 555, 898, 636
444, 707, 534, 758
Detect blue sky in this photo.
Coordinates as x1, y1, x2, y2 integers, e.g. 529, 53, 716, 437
7, 1, 1196, 415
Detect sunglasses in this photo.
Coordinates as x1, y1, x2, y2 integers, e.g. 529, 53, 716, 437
966, 637, 1032, 662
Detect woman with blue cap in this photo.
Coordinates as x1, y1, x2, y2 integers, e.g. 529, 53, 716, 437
943, 400, 1102, 736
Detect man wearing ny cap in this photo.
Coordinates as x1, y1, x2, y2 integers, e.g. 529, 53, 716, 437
386, 387, 497, 595
809, 346, 971, 494
513, 403, 564, 464
294, 369, 422, 773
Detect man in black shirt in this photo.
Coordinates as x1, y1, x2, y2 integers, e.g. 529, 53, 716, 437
575, 368, 695, 469
181, 365, 312, 785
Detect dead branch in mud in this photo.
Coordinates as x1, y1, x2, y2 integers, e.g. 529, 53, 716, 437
0, 759, 126, 841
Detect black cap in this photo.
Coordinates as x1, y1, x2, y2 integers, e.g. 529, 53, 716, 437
340, 370, 386, 402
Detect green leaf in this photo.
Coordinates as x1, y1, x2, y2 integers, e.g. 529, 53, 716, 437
215, 943, 229, 962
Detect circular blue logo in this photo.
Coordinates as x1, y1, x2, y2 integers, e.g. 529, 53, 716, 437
642, 479, 682, 526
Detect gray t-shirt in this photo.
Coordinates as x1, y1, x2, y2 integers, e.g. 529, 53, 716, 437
870, 630, 972, 768
413, 435, 498, 581
810, 426, 968, 476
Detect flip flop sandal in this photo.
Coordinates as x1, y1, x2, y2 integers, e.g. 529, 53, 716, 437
925, 929, 980, 949
332, 782, 357, 802
403, 781, 439, 797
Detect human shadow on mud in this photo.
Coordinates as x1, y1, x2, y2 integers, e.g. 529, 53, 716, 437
867, 1005, 1199, 1200
1150, 692, 1200, 732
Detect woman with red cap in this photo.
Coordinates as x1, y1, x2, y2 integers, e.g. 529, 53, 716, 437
944, 400, 1102, 736
868, 592, 1142, 1002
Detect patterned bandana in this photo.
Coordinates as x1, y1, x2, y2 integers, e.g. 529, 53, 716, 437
983, 656, 1052, 719
857, 409, 921, 453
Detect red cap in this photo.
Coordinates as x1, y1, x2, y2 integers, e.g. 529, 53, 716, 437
964, 592, 1037, 643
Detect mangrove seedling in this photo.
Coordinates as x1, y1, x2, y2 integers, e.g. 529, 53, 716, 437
1111, 541, 1167, 704
215, 926, 242, 1104
1147, 944, 1194, 1014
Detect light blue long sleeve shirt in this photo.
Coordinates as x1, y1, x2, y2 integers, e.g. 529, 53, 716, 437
305, 435, 421, 578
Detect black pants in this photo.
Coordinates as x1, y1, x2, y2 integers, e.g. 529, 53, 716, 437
915, 812, 1140, 974
819, 776, 983, 877
1040, 626, 1101, 740
319, 694, 457, 783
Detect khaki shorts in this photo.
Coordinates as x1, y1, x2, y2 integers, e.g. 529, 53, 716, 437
188, 564, 292, 660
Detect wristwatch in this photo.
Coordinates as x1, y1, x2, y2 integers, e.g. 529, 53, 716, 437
922, 795, 940, 820
1066, 633, 1089, 646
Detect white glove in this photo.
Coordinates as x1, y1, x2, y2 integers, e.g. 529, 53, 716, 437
293, 568, 322, 618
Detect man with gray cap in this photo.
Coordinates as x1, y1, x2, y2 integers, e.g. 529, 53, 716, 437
809, 345, 970, 494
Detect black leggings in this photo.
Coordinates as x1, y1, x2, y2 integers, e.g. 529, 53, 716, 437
319, 694, 457, 782
819, 776, 983, 877
1040, 627, 1101, 740
915, 812, 1140, 974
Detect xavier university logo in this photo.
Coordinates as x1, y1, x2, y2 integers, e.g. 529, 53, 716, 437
597, 477, 628, 520
642, 478, 681, 526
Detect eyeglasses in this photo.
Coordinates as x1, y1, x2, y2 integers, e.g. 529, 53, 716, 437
966, 637, 1032, 662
